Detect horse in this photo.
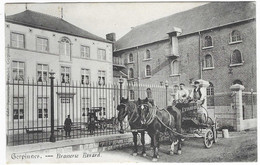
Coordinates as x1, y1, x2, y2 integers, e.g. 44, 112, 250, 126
117, 97, 147, 157
137, 98, 182, 161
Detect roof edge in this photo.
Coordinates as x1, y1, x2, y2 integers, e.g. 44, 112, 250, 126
114, 17, 255, 52
6, 18, 112, 44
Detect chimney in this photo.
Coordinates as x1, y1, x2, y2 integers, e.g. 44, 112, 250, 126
106, 33, 116, 42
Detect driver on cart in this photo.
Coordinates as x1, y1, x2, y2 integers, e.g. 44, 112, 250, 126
189, 80, 207, 124
167, 83, 189, 134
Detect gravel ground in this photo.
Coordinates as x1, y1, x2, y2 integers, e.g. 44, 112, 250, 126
110, 129, 257, 162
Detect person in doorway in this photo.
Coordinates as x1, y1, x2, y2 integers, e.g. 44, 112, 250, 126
64, 115, 72, 137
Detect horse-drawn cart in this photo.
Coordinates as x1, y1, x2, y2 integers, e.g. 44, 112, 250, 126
174, 100, 218, 148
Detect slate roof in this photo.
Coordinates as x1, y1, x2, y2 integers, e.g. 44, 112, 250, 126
6, 10, 110, 43
115, 2, 255, 51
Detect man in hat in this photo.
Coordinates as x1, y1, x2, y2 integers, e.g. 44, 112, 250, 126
64, 115, 72, 137
190, 80, 207, 124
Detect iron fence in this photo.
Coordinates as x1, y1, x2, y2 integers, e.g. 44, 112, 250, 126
6, 79, 170, 146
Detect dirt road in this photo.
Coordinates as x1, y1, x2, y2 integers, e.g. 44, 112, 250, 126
113, 129, 257, 162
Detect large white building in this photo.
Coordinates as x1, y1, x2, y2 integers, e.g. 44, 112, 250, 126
5, 10, 114, 133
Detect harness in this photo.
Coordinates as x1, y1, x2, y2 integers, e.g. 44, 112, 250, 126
141, 104, 183, 137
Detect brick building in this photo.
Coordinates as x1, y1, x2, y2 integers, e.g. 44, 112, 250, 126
113, 2, 256, 97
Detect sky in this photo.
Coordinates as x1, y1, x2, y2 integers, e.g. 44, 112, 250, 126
5, 2, 207, 40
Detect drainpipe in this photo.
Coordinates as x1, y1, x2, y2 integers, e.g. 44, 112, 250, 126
136, 46, 140, 98
198, 31, 202, 79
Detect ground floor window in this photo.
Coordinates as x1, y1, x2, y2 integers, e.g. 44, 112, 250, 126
99, 98, 106, 116
13, 97, 24, 120
82, 98, 91, 116
38, 97, 48, 119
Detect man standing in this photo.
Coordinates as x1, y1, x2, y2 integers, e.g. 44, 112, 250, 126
189, 81, 207, 123
64, 115, 72, 137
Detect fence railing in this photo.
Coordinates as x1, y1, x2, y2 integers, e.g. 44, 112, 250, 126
242, 92, 257, 120
6, 79, 170, 146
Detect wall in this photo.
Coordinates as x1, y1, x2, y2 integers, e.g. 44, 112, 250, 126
5, 22, 113, 84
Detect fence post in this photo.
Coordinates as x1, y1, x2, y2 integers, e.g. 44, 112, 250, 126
230, 84, 245, 131
119, 76, 124, 99
49, 71, 56, 142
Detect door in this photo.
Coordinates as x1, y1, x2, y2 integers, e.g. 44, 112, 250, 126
59, 98, 73, 126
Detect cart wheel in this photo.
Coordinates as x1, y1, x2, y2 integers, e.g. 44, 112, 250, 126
204, 129, 214, 148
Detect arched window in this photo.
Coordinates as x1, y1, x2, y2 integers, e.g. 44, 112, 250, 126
129, 68, 134, 79
171, 60, 179, 75
207, 82, 214, 96
145, 65, 151, 77
204, 36, 213, 47
129, 90, 135, 100
60, 37, 71, 56
203, 54, 213, 68
231, 30, 242, 42
129, 53, 133, 63
231, 50, 242, 64
146, 49, 151, 59
207, 82, 214, 106
146, 88, 152, 98
233, 80, 243, 85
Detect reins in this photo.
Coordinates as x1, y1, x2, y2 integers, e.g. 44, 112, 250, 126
142, 104, 183, 137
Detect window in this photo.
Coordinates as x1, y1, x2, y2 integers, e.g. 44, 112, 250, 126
204, 36, 213, 47
129, 68, 134, 79
146, 88, 152, 98
61, 66, 71, 83
98, 70, 106, 85
231, 50, 243, 64
145, 49, 151, 59
38, 97, 48, 119
99, 98, 106, 116
145, 65, 151, 77
171, 60, 179, 75
81, 45, 90, 58
129, 53, 133, 63
37, 64, 48, 82
60, 37, 71, 56
13, 97, 24, 120
207, 82, 214, 96
82, 98, 90, 116
129, 90, 135, 100
11, 32, 25, 48
12, 61, 25, 81
98, 49, 106, 60
231, 30, 242, 42
207, 82, 214, 106
36, 37, 48, 52
203, 54, 213, 68
81, 69, 90, 85
233, 80, 243, 85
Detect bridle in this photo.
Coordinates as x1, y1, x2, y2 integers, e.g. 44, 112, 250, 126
118, 102, 138, 123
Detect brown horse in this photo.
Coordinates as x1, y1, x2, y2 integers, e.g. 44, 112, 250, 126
138, 98, 182, 161
117, 97, 147, 157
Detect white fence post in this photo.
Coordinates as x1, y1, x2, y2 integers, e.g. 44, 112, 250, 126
230, 84, 245, 131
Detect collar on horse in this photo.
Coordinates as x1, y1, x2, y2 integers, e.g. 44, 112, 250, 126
120, 102, 138, 123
